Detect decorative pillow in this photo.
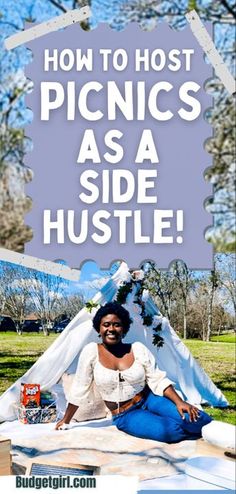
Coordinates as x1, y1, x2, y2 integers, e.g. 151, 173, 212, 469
62, 373, 109, 422
202, 421, 236, 451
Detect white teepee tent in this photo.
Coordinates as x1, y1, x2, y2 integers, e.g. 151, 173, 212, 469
0, 262, 228, 422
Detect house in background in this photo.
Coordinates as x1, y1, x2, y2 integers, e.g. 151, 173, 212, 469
0, 314, 41, 332
0, 313, 72, 333
0, 315, 16, 332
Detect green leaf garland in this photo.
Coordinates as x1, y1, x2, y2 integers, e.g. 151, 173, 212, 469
115, 278, 164, 347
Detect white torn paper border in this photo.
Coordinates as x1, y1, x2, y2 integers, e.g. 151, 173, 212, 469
4, 6, 91, 50
186, 10, 235, 95
0, 248, 80, 281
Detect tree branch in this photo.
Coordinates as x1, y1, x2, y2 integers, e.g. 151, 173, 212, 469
220, 0, 236, 19
48, 0, 68, 13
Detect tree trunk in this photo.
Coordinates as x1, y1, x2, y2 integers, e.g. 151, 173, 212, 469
202, 323, 208, 341
166, 298, 172, 321
183, 300, 187, 339
42, 323, 50, 336
15, 322, 22, 335
183, 313, 187, 339
206, 296, 214, 342
206, 270, 218, 342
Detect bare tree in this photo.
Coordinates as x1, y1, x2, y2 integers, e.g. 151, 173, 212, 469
171, 261, 193, 339
215, 253, 236, 313
205, 267, 219, 341
185, 293, 232, 339
0, 75, 32, 173
212, 303, 234, 334
142, 254, 234, 340
28, 271, 67, 335
205, 94, 236, 252
0, 264, 30, 334
0, 72, 33, 251
186, 263, 220, 341
60, 293, 85, 319
143, 263, 177, 319
183, 293, 209, 339
114, 0, 236, 29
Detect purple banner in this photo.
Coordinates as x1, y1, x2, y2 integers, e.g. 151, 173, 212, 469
25, 22, 212, 269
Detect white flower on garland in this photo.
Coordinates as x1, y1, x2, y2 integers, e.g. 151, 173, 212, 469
141, 288, 149, 302
131, 270, 145, 281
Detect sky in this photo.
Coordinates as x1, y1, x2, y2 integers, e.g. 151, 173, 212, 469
73, 260, 111, 297
0, 258, 118, 301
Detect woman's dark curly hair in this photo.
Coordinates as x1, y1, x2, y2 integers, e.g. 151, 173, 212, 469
92, 302, 133, 336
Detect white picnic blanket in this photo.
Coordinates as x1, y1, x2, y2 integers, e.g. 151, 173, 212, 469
0, 420, 235, 490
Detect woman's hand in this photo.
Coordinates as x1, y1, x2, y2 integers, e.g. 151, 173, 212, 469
55, 403, 79, 430
176, 401, 200, 422
163, 385, 200, 422
55, 418, 70, 430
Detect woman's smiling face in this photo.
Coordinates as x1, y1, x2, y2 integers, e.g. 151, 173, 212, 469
99, 314, 123, 345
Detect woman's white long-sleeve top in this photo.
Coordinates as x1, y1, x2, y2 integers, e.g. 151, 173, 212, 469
68, 341, 174, 406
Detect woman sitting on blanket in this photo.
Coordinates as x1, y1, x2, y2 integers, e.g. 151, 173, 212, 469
56, 302, 212, 442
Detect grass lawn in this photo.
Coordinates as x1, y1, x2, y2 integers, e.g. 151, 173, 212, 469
210, 333, 235, 343
0, 331, 235, 424
0, 332, 57, 396
185, 338, 235, 424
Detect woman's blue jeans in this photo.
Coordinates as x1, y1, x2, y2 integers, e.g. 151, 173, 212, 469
113, 391, 212, 444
